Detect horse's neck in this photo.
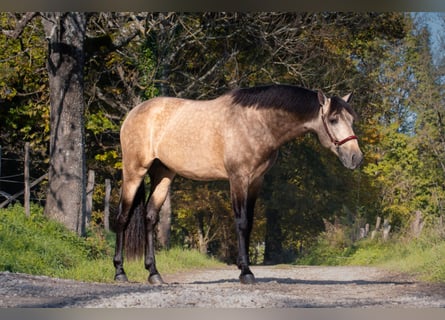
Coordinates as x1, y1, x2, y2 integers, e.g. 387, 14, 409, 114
256, 108, 311, 148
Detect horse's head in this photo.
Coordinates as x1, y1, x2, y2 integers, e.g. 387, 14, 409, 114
315, 91, 363, 170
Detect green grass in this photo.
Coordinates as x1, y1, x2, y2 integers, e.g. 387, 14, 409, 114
347, 234, 445, 282
59, 248, 224, 283
0, 204, 223, 283
296, 227, 445, 283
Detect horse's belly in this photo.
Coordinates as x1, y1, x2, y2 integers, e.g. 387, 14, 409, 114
161, 155, 228, 181
155, 138, 228, 181
176, 164, 228, 181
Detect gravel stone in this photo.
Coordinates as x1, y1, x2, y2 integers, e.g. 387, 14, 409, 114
1, 265, 445, 308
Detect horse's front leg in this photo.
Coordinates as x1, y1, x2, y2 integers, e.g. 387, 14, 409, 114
230, 177, 256, 284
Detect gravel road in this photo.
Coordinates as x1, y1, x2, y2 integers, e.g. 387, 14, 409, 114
1, 265, 445, 308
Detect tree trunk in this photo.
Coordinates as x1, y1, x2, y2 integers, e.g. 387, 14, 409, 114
198, 232, 208, 255
157, 189, 172, 248
262, 170, 284, 265
24, 142, 30, 217
104, 179, 111, 232
153, 15, 173, 247
196, 211, 208, 254
42, 13, 87, 236
85, 169, 95, 230
263, 207, 284, 264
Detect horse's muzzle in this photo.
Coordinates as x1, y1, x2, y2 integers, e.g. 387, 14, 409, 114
345, 150, 363, 170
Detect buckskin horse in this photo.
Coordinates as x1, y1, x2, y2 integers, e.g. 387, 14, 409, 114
113, 84, 363, 284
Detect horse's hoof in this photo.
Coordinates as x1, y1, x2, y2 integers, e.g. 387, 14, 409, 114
239, 273, 256, 284
115, 273, 128, 282
148, 273, 165, 285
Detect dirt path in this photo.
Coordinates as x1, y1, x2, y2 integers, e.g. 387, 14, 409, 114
1, 265, 445, 308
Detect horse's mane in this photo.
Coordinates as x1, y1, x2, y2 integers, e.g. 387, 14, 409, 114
229, 85, 319, 119
229, 84, 357, 120
330, 96, 359, 120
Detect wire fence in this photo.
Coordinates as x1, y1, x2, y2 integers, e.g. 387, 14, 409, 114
0, 144, 48, 208
0, 144, 112, 231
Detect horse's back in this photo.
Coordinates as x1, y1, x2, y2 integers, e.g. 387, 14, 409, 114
121, 96, 232, 180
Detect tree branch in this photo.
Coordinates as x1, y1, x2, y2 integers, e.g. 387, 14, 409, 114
2, 12, 39, 39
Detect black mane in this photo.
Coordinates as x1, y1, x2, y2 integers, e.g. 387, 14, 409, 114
229, 84, 356, 120
229, 84, 319, 119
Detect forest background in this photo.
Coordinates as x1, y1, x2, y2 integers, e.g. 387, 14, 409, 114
1, 12, 444, 266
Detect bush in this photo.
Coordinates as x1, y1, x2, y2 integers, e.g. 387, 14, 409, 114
296, 220, 358, 266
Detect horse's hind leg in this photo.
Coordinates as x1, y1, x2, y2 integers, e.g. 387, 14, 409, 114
145, 160, 175, 284
113, 165, 148, 282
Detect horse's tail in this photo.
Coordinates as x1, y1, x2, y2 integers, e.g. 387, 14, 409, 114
124, 181, 146, 260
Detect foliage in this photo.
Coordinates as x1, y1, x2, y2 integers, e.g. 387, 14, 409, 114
361, 15, 445, 230
170, 179, 267, 264
363, 127, 432, 227
0, 13, 49, 158
296, 218, 358, 266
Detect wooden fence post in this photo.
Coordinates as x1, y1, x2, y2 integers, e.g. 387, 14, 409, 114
24, 142, 30, 217
85, 169, 95, 229
410, 210, 423, 238
383, 219, 391, 241
375, 216, 381, 231
371, 216, 381, 239
104, 178, 111, 232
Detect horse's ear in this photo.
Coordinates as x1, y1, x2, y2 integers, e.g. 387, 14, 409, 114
317, 91, 327, 106
342, 92, 353, 103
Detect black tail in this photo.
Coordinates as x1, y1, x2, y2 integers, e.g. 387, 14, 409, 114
124, 181, 146, 260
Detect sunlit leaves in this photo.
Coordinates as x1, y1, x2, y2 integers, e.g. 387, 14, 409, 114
0, 13, 49, 156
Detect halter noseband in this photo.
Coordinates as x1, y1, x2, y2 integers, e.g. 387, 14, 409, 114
321, 108, 358, 147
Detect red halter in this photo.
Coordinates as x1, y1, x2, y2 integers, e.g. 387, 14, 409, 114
321, 110, 358, 147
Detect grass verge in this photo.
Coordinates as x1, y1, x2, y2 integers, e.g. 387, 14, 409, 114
347, 234, 445, 282
59, 248, 224, 283
296, 226, 445, 282
0, 204, 223, 283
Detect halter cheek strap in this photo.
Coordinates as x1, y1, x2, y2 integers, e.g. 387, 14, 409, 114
321, 109, 358, 147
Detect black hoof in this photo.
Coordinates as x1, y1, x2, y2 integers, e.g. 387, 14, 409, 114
239, 273, 256, 284
148, 273, 165, 285
115, 273, 128, 282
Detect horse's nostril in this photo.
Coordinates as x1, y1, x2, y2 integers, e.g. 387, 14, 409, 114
352, 154, 357, 165
352, 152, 363, 167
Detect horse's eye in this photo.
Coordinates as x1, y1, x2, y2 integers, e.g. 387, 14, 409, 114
330, 118, 338, 125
